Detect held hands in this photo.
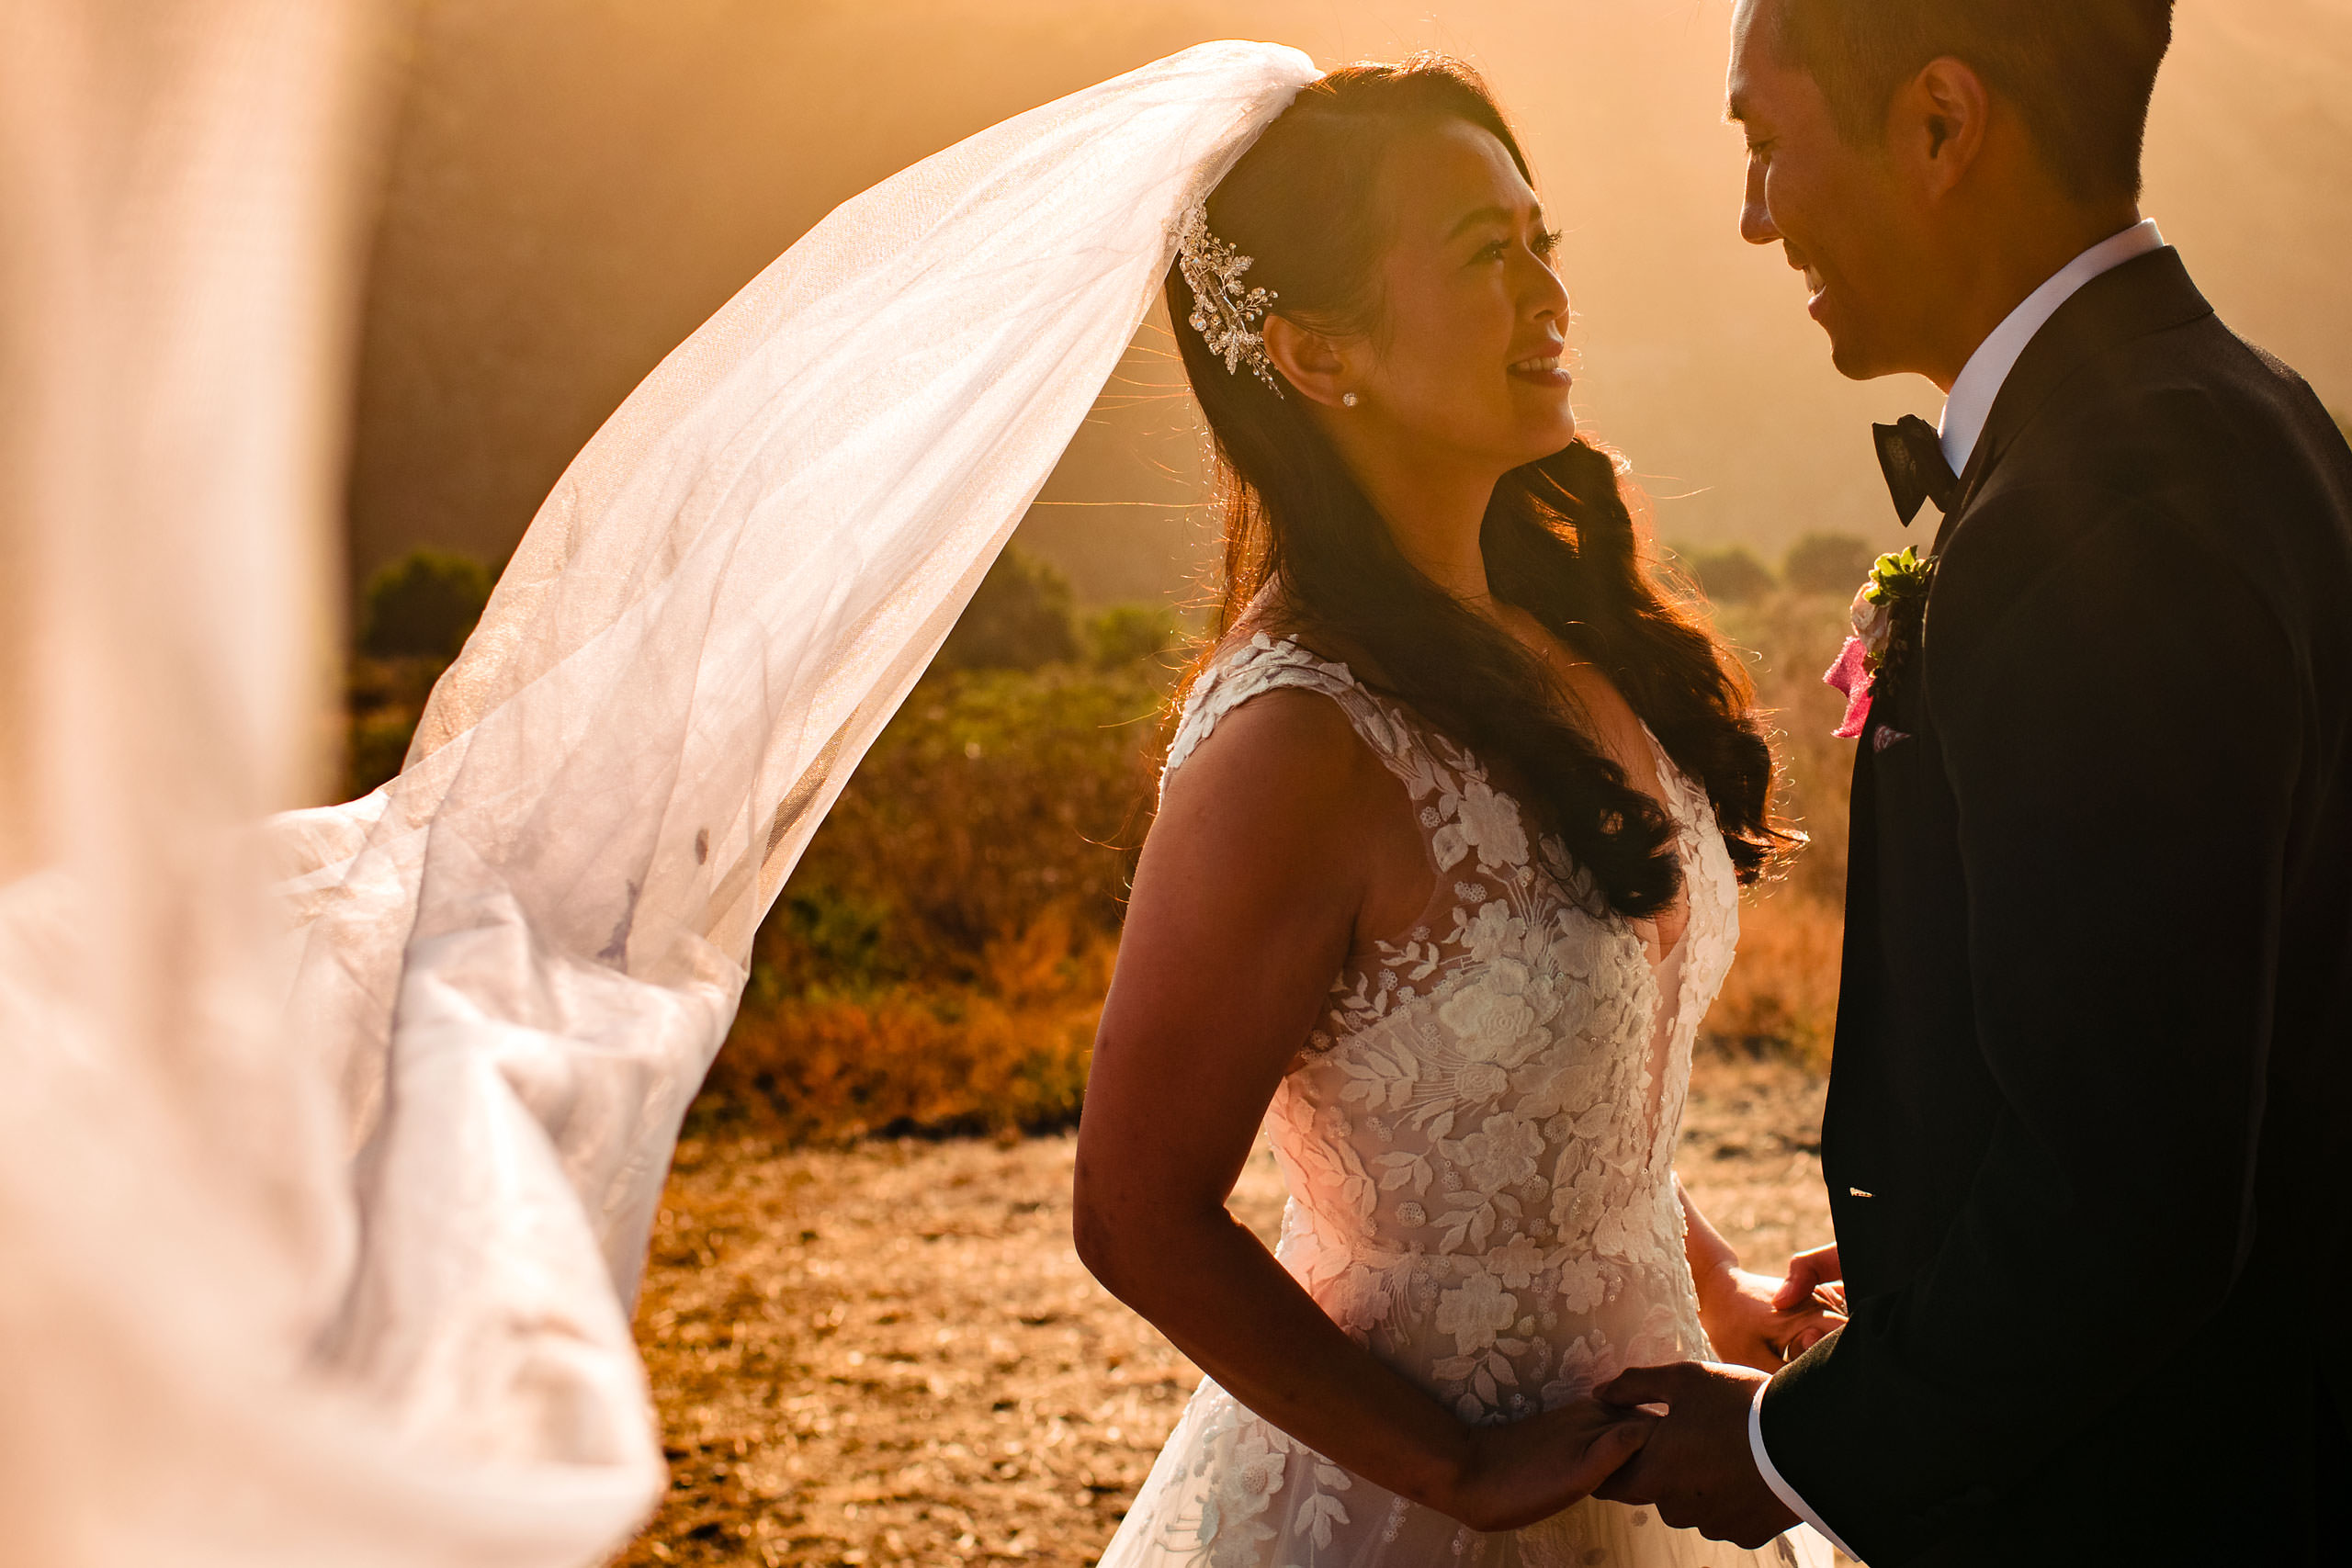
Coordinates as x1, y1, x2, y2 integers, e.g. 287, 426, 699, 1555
1695, 1253, 1848, 1372
1436, 1238, 1846, 1539
1444, 1397, 1659, 1534
1772, 1242, 1846, 1328
1594, 1361, 1799, 1549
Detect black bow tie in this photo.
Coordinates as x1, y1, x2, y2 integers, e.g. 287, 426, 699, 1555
1873, 414, 1960, 526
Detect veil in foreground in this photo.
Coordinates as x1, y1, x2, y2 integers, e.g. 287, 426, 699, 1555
0, 22, 1315, 1565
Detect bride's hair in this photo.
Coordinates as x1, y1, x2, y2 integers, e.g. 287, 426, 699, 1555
1169, 58, 1789, 919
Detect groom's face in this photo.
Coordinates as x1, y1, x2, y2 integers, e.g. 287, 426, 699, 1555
1727, 0, 1937, 379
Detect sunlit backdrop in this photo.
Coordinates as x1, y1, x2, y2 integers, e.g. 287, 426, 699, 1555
347, 0, 2352, 607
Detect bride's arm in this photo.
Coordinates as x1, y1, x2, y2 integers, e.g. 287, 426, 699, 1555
1074, 689, 1651, 1533
1679, 1179, 1846, 1371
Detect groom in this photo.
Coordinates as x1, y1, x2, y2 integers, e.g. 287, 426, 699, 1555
1597, 1, 2352, 1562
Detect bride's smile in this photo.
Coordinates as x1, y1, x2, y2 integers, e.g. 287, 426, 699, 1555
1261, 115, 1583, 481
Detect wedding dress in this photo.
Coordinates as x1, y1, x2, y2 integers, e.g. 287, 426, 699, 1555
1100, 637, 1831, 1568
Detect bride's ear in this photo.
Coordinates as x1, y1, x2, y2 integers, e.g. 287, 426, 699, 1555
1261, 314, 1359, 410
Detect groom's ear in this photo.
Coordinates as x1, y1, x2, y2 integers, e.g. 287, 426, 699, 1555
1890, 55, 1992, 197
1261, 315, 1356, 410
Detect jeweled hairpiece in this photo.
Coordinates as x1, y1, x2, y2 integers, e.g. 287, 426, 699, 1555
1175, 202, 1283, 396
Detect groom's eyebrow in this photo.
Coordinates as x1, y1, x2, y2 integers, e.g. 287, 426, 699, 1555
1726, 91, 1752, 124
1446, 202, 1543, 241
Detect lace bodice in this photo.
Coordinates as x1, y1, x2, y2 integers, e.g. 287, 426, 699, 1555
1097, 636, 1801, 1568
1166, 633, 1740, 1426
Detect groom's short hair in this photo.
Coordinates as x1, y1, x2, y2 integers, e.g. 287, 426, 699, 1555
1771, 0, 2176, 203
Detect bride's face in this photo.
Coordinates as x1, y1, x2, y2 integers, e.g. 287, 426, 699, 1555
1349, 121, 1577, 472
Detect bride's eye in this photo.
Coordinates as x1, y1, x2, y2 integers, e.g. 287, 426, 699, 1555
1474, 238, 1510, 264
1533, 229, 1564, 260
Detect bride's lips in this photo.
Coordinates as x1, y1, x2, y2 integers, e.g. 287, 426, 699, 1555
1509, 353, 1573, 389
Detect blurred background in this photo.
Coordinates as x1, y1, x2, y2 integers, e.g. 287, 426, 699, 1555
341, 0, 2352, 1118
326, 6, 2352, 1562
346, 0, 2352, 599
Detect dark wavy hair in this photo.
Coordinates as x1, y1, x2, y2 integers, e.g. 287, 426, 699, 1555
1170, 58, 1788, 920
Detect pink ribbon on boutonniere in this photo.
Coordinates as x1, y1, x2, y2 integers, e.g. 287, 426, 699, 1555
1825, 546, 1932, 739
1825, 634, 1874, 739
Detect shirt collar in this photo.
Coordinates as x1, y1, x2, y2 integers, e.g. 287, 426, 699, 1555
1939, 219, 2166, 474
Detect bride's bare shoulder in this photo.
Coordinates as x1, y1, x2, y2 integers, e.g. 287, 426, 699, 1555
1158, 655, 1385, 838
1164, 669, 1374, 809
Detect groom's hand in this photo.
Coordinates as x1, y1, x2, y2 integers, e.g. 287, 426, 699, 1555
1593, 1361, 1797, 1550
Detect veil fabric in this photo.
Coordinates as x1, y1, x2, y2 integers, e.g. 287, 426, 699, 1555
1, 24, 1316, 1564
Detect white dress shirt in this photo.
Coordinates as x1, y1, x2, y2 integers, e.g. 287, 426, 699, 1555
1745, 217, 2167, 1567
1937, 218, 2166, 474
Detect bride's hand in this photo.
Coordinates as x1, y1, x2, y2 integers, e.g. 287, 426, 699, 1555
1445, 1398, 1658, 1533
1771, 1242, 1843, 1314
1694, 1263, 1848, 1372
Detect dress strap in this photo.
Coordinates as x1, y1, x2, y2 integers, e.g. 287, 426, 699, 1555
1161, 635, 1433, 802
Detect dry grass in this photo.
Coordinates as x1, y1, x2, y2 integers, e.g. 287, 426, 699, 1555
705, 910, 1114, 1145
1706, 889, 1844, 1072
614, 1048, 1836, 1568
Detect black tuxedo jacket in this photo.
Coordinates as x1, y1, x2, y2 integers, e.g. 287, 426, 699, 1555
1760, 249, 2352, 1564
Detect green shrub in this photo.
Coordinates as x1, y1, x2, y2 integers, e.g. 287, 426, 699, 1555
1087, 602, 1184, 671
772, 663, 1165, 969
934, 546, 1080, 671
343, 653, 462, 795
1781, 533, 1877, 597
1685, 545, 1777, 605
358, 549, 492, 660
704, 659, 1174, 1139
342, 550, 493, 796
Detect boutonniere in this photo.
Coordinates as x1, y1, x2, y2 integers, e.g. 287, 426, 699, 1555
1824, 547, 1936, 739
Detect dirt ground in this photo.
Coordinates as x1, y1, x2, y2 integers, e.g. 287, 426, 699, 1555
612, 1050, 1834, 1567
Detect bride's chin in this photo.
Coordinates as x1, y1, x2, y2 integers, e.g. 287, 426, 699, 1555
1523, 413, 1578, 457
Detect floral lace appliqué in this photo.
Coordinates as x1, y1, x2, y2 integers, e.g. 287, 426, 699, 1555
1111, 637, 1810, 1568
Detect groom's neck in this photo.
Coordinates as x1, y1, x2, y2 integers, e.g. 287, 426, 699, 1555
1917, 191, 2144, 395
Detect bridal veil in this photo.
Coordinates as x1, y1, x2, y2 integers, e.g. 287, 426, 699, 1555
0, 13, 1316, 1562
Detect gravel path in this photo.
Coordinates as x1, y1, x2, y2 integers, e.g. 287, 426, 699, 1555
614, 1051, 1833, 1567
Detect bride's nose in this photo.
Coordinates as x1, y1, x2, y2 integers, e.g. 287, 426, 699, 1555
1524, 258, 1568, 321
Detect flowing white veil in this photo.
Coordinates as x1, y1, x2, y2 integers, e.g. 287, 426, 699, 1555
0, 28, 1316, 1565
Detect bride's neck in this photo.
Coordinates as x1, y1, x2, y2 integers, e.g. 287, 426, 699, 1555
1351, 454, 1500, 607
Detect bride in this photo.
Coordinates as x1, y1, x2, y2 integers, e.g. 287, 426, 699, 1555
1074, 60, 1838, 1567
3, 30, 1842, 1567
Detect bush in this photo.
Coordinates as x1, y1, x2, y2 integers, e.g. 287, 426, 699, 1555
345, 684, 429, 795
703, 659, 1172, 1140
1087, 602, 1184, 671
342, 550, 494, 796
1684, 545, 1776, 605
358, 548, 492, 660
1781, 533, 1877, 597
934, 546, 1080, 671
704, 907, 1114, 1144
766, 663, 1166, 974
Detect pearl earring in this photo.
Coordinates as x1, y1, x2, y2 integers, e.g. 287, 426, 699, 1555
1341, 393, 1360, 408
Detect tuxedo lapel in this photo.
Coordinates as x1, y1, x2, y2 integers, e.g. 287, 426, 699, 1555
1930, 248, 2215, 557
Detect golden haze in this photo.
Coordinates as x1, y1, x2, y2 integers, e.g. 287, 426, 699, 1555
349, 0, 2352, 604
